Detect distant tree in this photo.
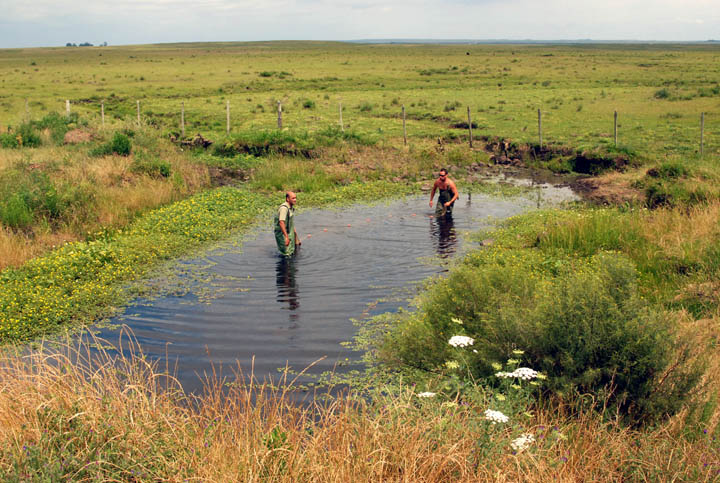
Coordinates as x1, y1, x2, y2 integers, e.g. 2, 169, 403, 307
102, 41, 108, 47
79, 42, 93, 47
65, 42, 76, 47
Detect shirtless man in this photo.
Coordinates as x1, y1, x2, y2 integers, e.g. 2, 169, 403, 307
429, 168, 459, 216
274, 191, 301, 256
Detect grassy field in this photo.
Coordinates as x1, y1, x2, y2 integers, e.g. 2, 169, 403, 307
1, 41, 718, 157
1, 41, 720, 480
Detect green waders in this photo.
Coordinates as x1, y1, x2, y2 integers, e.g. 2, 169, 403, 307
274, 202, 296, 256
436, 188, 455, 216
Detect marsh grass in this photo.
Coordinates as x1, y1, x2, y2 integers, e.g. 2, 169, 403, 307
1, 329, 718, 481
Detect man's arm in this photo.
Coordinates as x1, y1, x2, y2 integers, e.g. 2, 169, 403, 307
279, 220, 290, 246
294, 228, 301, 246
445, 180, 459, 206
429, 181, 438, 207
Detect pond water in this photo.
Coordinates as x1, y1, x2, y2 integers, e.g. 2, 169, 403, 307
95, 180, 577, 393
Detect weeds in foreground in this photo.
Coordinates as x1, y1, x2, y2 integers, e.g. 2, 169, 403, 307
1, 330, 718, 481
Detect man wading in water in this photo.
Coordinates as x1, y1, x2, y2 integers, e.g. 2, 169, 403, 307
275, 191, 301, 256
429, 168, 459, 216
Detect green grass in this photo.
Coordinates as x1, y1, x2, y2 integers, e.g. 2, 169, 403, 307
0, 42, 717, 161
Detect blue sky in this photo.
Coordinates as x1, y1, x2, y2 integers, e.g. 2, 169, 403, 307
0, 0, 717, 48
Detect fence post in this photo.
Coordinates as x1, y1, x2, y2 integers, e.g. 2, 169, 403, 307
24, 99, 29, 122
614, 110, 618, 146
339, 102, 344, 132
181, 102, 185, 138
277, 101, 282, 129
538, 108, 542, 146
101, 102, 105, 128
700, 112, 705, 157
66, 100, 71, 118
226, 100, 230, 135
136, 100, 140, 125
402, 105, 407, 145
467, 106, 473, 148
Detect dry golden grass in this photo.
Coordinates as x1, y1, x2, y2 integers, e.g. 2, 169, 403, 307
0, 329, 717, 481
0, 137, 210, 270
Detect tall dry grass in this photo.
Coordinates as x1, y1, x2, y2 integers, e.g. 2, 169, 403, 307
0, 139, 210, 270
0, 328, 717, 481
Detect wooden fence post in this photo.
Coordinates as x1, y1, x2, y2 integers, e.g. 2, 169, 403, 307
614, 110, 618, 146
700, 112, 705, 157
66, 100, 70, 118
402, 105, 407, 145
181, 102, 185, 138
339, 102, 344, 132
538, 109, 542, 146
277, 101, 282, 129
226, 100, 230, 135
467, 106, 473, 148
101, 102, 105, 127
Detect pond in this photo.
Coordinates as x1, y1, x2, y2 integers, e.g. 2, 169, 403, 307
95, 180, 577, 393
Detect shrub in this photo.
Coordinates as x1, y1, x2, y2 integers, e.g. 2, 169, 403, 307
302, 99, 315, 109
0, 133, 19, 148
90, 132, 132, 157
130, 155, 171, 178
358, 102, 373, 112
382, 250, 698, 423
0, 193, 34, 229
654, 88, 671, 99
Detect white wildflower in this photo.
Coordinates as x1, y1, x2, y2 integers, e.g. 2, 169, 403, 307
484, 409, 509, 424
417, 392, 436, 398
511, 433, 535, 452
513, 367, 539, 380
448, 335, 474, 347
495, 367, 540, 380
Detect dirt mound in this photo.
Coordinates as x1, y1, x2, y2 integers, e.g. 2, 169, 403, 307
63, 129, 94, 144
571, 175, 643, 205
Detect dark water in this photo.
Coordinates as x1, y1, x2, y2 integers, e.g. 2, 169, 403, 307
96, 186, 576, 393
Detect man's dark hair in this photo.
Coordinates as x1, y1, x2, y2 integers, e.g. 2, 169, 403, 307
439, 168, 448, 175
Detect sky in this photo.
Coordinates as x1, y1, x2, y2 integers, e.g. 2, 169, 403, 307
0, 0, 718, 48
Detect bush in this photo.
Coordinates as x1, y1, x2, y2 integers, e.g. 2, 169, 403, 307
302, 99, 316, 109
654, 88, 671, 99
0, 133, 19, 148
130, 155, 171, 178
0, 171, 95, 230
382, 250, 697, 423
90, 132, 132, 157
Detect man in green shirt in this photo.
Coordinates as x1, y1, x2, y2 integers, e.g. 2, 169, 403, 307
274, 191, 301, 256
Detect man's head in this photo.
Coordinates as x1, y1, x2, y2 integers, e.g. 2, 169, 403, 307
438, 168, 448, 180
286, 191, 297, 207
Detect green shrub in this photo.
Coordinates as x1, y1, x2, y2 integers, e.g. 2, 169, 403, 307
0, 132, 19, 148
654, 88, 671, 99
16, 124, 42, 148
90, 132, 132, 157
382, 250, 697, 423
131, 154, 172, 178
358, 102, 373, 112
302, 99, 316, 109
0, 193, 34, 229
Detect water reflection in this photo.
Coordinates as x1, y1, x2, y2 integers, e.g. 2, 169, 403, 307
431, 212, 457, 258
276, 256, 300, 327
